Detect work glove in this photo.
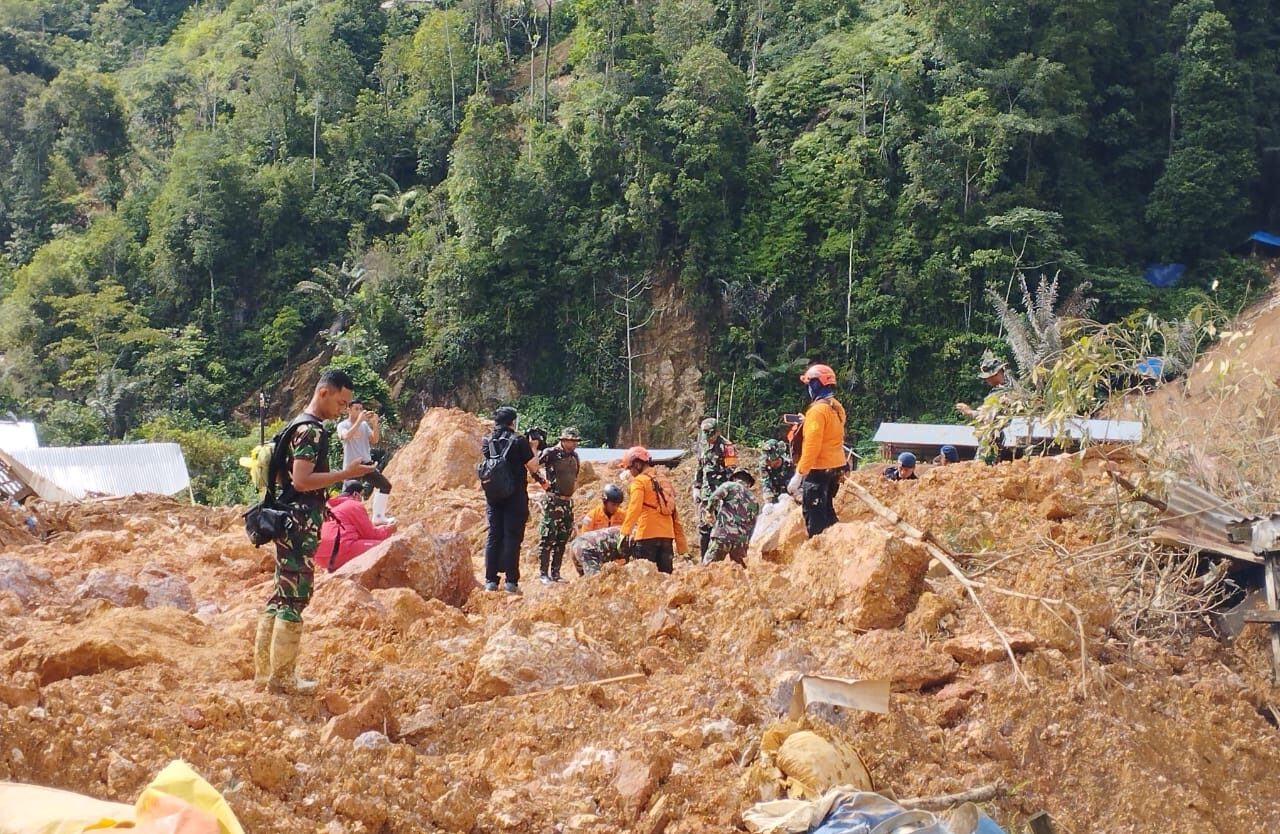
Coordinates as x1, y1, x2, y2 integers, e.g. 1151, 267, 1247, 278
787, 472, 803, 497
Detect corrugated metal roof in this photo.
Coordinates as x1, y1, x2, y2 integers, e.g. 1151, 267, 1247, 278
1002, 417, 1142, 444
8, 443, 190, 500
1152, 480, 1261, 564
0, 421, 39, 451
873, 423, 979, 447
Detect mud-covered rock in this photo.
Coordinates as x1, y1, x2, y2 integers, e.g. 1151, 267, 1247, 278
467, 619, 624, 700
791, 522, 930, 629
324, 525, 475, 607
0, 558, 55, 607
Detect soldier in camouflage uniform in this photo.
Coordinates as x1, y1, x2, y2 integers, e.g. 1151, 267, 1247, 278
536, 427, 582, 583
759, 439, 794, 504
703, 469, 760, 566
693, 417, 736, 557
254, 368, 375, 695
569, 525, 625, 576
956, 356, 1021, 464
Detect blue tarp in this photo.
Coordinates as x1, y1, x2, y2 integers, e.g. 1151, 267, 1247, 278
1142, 263, 1186, 288
1249, 230, 1280, 247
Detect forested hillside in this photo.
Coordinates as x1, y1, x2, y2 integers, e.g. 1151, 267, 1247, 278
0, 0, 1276, 485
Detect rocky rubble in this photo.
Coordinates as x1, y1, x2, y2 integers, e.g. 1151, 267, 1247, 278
1, 406, 1278, 833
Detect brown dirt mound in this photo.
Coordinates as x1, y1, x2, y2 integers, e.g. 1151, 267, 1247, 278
2, 411, 1278, 834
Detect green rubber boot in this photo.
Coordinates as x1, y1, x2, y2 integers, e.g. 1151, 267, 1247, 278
267, 618, 318, 695
252, 613, 275, 689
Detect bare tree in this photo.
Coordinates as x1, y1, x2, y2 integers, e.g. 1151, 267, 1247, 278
610, 274, 658, 438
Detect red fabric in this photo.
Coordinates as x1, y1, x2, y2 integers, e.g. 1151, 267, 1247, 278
317, 494, 394, 570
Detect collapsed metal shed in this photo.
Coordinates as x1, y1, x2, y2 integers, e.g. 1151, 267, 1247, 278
7, 443, 191, 501
0, 420, 39, 451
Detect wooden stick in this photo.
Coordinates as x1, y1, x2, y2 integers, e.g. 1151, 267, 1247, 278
502, 672, 645, 703
898, 782, 1002, 810
843, 481, 1030, 688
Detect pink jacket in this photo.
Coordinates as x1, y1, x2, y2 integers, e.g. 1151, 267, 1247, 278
317, 494, 394, 570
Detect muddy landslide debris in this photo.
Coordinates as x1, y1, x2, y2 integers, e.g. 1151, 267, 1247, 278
1, 407, 1278, 834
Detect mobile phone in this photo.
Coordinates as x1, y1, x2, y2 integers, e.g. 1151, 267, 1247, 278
782, 413, 803, 424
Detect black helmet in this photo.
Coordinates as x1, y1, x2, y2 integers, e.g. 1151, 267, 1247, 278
603, 484, 624, 503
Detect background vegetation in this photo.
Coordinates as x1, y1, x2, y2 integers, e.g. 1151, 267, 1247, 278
0, 0, 1275, 501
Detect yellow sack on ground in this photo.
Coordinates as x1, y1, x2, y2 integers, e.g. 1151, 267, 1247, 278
0, 783, 135, 834
774, 730, 872, 798
134, 761, 244, 834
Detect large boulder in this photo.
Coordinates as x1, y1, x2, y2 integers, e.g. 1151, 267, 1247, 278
466, 618, 625, 701
324, 524, 476, 607
2, 606, 212, 685
750, 499, 806, 563
385, 407, 489, 493
73, 566, 197, 612
307, 579, 387, 629
790, 522, 930, 629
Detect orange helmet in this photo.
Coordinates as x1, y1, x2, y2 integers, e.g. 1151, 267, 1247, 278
799, 363, 837, 386
620, 446, 651, 467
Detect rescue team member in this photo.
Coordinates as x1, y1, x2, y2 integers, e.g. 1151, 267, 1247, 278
759, 438, 794, 504
693, 417, 735, 557
254, 368, 375, 695
882, 451, 918, 481
536, 428, 582, 583
569, 525, 626, 576
618, 446, 687, 573
703, 468, 761, 567
787, 363, 847, 538
580, 483, 625, 533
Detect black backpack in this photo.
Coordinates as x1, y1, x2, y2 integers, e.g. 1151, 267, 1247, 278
243, 415, 325, 546
477, 430, 518, 501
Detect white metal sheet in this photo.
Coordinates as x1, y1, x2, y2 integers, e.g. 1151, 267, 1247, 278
872, 423, 979, 448
9, 443, 191, 500
0, 421, 39, 451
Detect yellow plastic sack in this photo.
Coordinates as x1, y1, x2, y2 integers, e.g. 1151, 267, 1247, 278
0, 783, 134, 833
134, 761, 244, 834
774, 730, 872, 798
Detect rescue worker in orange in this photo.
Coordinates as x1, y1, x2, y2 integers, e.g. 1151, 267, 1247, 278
787, 363, 847, 537
617, 446, 687, 573
580, 483, 626, 533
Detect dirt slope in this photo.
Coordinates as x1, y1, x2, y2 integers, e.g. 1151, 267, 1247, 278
2, 409, 1279, 833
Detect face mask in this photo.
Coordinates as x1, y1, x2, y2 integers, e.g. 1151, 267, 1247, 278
618, 469, 633, 483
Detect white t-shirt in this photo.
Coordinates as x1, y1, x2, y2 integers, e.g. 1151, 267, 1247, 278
337, 418, 373, 469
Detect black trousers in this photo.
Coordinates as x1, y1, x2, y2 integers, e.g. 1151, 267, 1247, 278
801, 468, 841, 538
484, 494, 528, 584
362, 469, 392, 495
632, 538, 674, 574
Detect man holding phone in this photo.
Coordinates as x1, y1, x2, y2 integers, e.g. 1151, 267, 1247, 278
337, 399, 395, 524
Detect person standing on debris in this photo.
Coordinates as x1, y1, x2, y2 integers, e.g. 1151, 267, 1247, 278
931, 445, 960, 465
693, 418, 736, 558
759, 439, 795, 504
254, 368, 375, 695
535, 428, 582, 583
580, 483, 626, 533
955, 355, 1016, 464
618, 446, 687, 574
481, 406, 542, 594
788, 363, 847, 538
337, 400, 395, 524
569, 525, 626, 576
882, 452, 918, 481
703, 469, 761, 567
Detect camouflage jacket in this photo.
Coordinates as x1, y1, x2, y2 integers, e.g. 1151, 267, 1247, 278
760, 459, 794, 503
575, 526, 624, 562
694, 436, 733, 504
707, 480, 760, 545
539, 445, 581, 497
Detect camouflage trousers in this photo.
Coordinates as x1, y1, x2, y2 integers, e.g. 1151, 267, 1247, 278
264, 503, 323, 623
538, 494, 574, 578
702, 538, 748, 567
